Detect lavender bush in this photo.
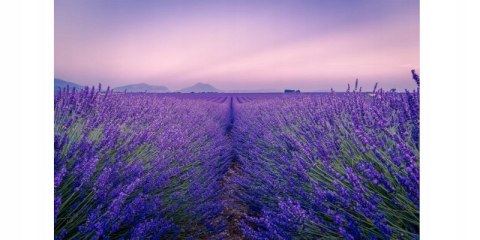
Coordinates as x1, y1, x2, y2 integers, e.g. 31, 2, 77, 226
55, 72, 419, 239
233, 79, 419, 239
54, 87, 231, 239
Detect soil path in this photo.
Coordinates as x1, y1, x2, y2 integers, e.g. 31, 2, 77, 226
212, 97, 247, 240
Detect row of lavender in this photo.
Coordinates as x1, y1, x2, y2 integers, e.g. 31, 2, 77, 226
54, 87, 231, 239
232, 84, 419, 239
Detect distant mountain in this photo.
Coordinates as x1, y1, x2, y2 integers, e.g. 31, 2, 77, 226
54, 78, 83, 92
113, 83, 169, 93
179, 82, 221, 93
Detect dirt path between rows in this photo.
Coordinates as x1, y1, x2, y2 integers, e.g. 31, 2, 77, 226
211, 97, 247, 240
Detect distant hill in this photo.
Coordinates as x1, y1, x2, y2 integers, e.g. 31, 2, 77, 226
54, 78, 83, 92
113, 83, 169, 93
179, 82, 221, 93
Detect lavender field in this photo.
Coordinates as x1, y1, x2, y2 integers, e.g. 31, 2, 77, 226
54, 77, 419, 239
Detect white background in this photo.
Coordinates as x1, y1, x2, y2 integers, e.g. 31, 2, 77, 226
1, 0, 479, 239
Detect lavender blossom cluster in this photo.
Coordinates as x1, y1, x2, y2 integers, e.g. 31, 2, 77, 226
54, 71, 419, 239
54, 87, 231, 239
232, 83, 419, 239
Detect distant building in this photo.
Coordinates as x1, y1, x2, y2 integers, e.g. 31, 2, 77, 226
284, 89, 301, 93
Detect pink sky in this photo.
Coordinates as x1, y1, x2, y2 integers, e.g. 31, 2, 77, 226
55, 0, 419, 91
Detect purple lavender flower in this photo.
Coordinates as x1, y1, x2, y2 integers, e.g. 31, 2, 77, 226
55, 74, 419, 239
411, 69, 420, 87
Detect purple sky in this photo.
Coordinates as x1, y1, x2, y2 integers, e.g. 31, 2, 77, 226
55, 0, 419, 91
